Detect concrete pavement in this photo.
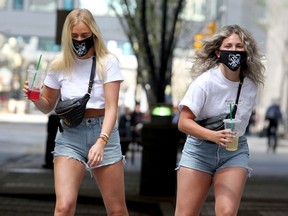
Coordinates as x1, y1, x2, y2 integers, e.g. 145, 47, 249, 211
0, 112, 288, 215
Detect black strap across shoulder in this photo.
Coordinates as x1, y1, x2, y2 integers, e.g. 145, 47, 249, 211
231, 73, 244, 118
87, 55, 96, 94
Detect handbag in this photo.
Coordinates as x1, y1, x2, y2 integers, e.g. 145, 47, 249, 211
55, 55, 96, 130
196, 74, 244, 131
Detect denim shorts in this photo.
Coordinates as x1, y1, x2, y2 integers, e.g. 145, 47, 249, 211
176, 135, 252, 177
53, 116, 123, 171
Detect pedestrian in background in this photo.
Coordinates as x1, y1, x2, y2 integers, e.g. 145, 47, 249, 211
245, 109, 256, 136
175, 25, 265, 216
131, 102, 143, 149
265, 99, 282, 153
23, 8, 129, 216
119, 106, 133, 155
42, 113, 59, 169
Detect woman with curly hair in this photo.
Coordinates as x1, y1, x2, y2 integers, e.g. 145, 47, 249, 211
175, 25, 265, 216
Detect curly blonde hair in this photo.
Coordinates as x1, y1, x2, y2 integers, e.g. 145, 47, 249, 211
191, 25, 265, 85
49, 8, 110, 79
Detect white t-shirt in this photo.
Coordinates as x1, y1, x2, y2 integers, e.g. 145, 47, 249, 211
44, 55, 123, 109
179, 66, 257, 136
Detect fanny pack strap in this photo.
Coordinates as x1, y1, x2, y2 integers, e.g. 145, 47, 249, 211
87, 54, 96, 94
231, 73, 244, 118
56, 54, 96, 133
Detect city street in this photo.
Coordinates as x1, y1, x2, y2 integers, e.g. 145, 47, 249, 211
0, 112, 288, 215
0, 1, 287, 215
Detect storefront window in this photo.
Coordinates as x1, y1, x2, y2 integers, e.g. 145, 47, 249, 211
13, 0, 23, 10
120, 42, 133, 56
63, 0, 73, 10
182, 0, 206, 21
29, 0, 56, 12
38, 37, 60, 52
79, 0, 115, 16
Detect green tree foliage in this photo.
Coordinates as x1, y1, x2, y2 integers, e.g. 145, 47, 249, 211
109, 0, 185, 107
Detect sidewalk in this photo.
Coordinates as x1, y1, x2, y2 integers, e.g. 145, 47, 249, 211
0, 113, 288, 215
0, 113, 174, 215
0, 152, 170, 216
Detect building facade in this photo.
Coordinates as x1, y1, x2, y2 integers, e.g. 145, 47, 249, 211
2, 0, 286, 130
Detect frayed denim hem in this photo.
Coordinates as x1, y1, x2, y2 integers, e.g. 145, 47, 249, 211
86, 155, 126, 178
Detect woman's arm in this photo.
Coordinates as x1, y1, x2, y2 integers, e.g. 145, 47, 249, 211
101, 81, 121, 136
87, 80, 121, 166
178, 106, 232, 146
23, 81, 60, 114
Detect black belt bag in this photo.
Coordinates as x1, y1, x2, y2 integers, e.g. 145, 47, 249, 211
55, 55, 96, 131
196, 113, 230, 131
55, 93, 90, 128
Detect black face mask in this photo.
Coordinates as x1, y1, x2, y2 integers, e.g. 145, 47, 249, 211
219, 50, 247, 71
72, 35, 94, 57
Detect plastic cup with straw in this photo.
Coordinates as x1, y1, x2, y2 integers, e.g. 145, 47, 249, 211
223, 103, 241, 151
30, 54, 42, 89
28, 54, 42, 101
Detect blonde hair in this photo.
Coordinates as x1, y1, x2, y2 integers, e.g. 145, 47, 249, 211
191, 24, 265, 85
49, 8, 110, 79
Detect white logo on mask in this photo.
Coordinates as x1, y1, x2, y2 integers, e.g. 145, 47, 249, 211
74, 42, 87, 56
228, 54, 241, 69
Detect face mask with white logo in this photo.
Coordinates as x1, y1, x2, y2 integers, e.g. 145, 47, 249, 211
72, 35, 94, 57
219, 50, 247, 71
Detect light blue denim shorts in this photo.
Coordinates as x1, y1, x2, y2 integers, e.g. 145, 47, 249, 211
176, 135, 252, 177
53, 116, 123, 171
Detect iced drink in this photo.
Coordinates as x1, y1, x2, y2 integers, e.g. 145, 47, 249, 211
27, 69, 43, 101
28, 90, 41, 101
227, 136, 239, 151
223, 119, 241, 151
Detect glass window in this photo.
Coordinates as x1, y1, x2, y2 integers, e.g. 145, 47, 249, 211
182, 0, 206, 21
79, 0, 115, 16
29, 0, 56, 12
21, 36, 60, 52
0, 0, 7, 10
120, 42, 133, 56
38, 37, 61, 52
13, 0, 24, 10
64, 0, 73, 10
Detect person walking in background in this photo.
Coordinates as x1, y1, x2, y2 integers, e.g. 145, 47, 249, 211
23, 9, 129, 216
265, 99, 282, 153
119, 106, 133, 155
131, 102, 143, 148
245, 109, 256, 136
42, 114, 60, 169
175, 25, 265, 216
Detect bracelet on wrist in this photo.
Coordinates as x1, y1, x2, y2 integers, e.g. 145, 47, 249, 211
98, 136, 108, 144
100, 132, 109, 140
